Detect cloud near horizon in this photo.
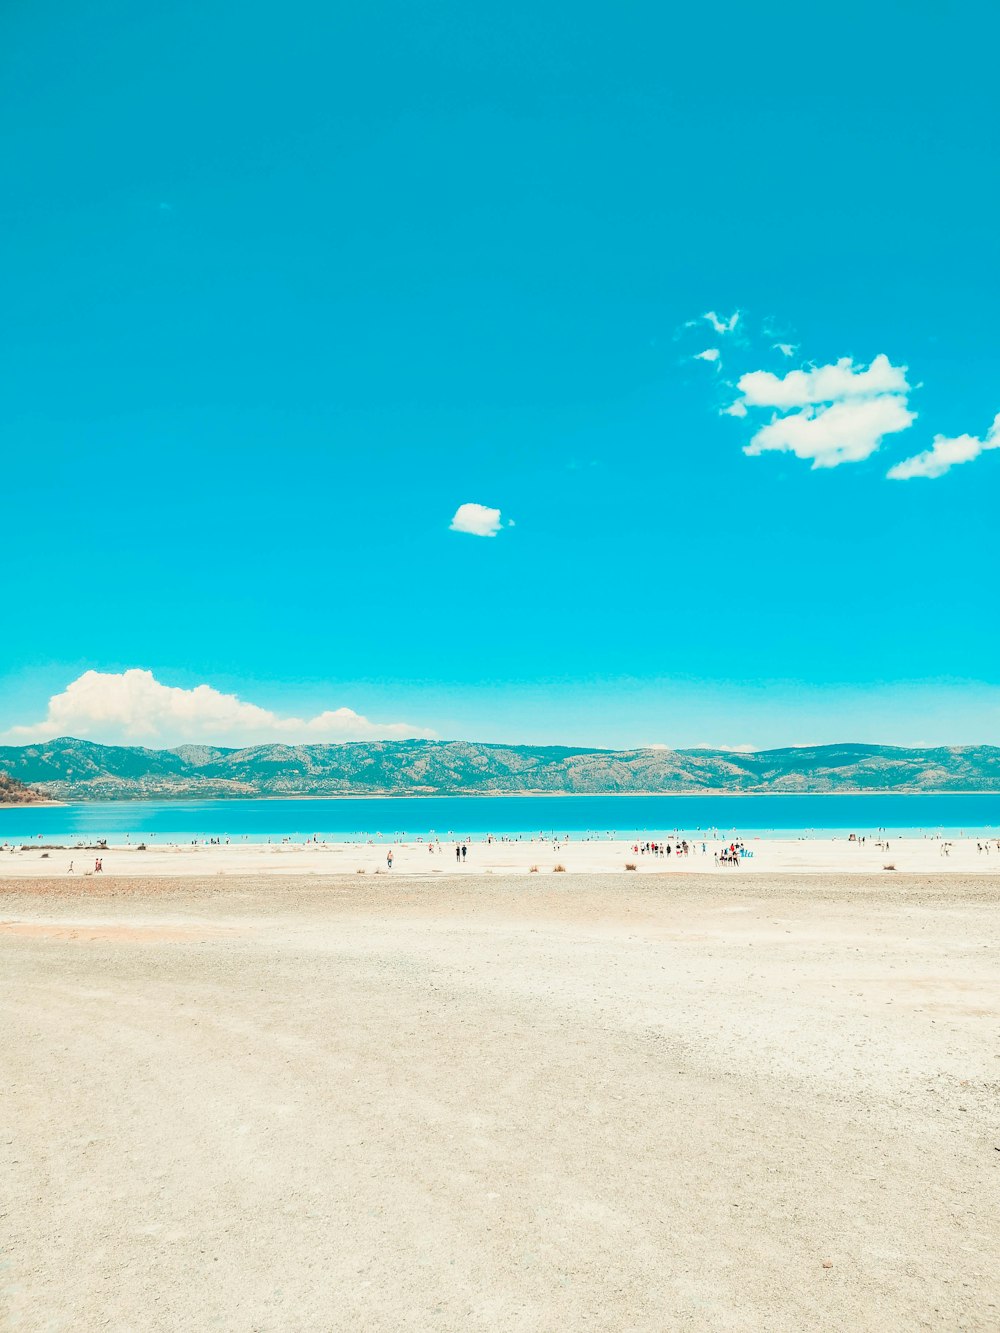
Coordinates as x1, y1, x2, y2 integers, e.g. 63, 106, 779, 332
732, 354, 916, 469
2, 669, 436, 747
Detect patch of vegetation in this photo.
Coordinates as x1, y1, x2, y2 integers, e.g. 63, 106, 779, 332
0, 772, 47, 805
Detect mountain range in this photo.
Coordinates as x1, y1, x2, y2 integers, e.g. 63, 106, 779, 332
2, 736, 1000, 800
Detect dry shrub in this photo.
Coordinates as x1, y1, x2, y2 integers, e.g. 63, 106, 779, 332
625, 862, 637, 871
553, 864, 567, 872
529, 865, 539, 873
356, 868, 366, 874
883, 864, 896, 871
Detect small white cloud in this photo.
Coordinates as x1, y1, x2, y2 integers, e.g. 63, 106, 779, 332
694, 347, 720, 362
887, 412, 1000, 480
688, 741, 755, 752
704, 310, 740, 334
737, 354, 908, 409
2, 669, 435, 746
773, 343, 796, 358
449, 502, 506, 537
720, 400, 747, 418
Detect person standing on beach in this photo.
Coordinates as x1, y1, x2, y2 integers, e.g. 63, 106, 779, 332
94, 858, 102, 873
461, 844, 467, 862
387, 849, 394, 870
455, 844, 461, 862
67, 860, 74, 873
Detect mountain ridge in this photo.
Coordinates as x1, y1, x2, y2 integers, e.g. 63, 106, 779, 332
2, 737, 1000, 800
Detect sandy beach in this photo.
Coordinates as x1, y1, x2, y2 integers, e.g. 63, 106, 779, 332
2, 832, 999, 879
2, 871, 998, 1331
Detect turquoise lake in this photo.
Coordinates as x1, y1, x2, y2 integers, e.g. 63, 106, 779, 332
2, 793, 999, 843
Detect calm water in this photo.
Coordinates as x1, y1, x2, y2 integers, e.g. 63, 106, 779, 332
2, 793, 999, 843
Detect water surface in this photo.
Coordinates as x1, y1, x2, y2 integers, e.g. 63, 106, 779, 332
3, 793, 999, 843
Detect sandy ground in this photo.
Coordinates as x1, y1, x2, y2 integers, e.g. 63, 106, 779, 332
3, 834, 999, 879
2, 874, 999, 1332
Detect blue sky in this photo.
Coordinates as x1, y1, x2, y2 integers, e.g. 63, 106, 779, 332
2, 0, 998, 749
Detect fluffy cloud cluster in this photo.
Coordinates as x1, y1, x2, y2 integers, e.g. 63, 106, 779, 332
732, 354, 915, 469
887, 412, 1000, 480
694, 306, 995, 480
449, 502, 509, 537
3, 669, 435, 746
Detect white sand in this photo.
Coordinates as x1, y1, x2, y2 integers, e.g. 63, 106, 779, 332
2, 872, 998, 1331
1, 832, 997, 878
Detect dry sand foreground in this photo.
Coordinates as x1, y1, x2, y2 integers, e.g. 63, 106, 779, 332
2, 875, 999, 1332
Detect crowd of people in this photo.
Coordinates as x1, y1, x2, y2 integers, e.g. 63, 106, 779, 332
631, 840, 698, 857
6, 828, 1000, 877
714, 842, 747, 866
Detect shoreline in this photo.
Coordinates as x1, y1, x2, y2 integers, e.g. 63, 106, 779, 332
4, 835, 1000, 880
0, 799, 65, 808
3, 787, 1000, 807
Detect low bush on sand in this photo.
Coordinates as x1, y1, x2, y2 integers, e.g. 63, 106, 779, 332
625, 862, 637, 871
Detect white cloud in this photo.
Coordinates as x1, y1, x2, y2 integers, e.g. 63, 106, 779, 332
2, 669, 436, 746
704, 310, 740, 334
887, 412, 1000, 480
720, 400, 747, 418
744, 395, 916, 469
449, 502, 506, 537
729, 353, 915, 469
737, 354, 908, 409
694, 347, 720, 362
773, 343, 797, 358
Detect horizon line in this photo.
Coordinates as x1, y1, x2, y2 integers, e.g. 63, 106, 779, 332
3, 735, 999, 757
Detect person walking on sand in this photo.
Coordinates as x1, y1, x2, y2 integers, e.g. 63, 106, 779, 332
67, 860, 74, 873
387, 849, 394, 870
94, 858, 103, 873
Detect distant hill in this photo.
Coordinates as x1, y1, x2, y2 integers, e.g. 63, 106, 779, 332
1, 737, 999, 800
0, 771, 50, 805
